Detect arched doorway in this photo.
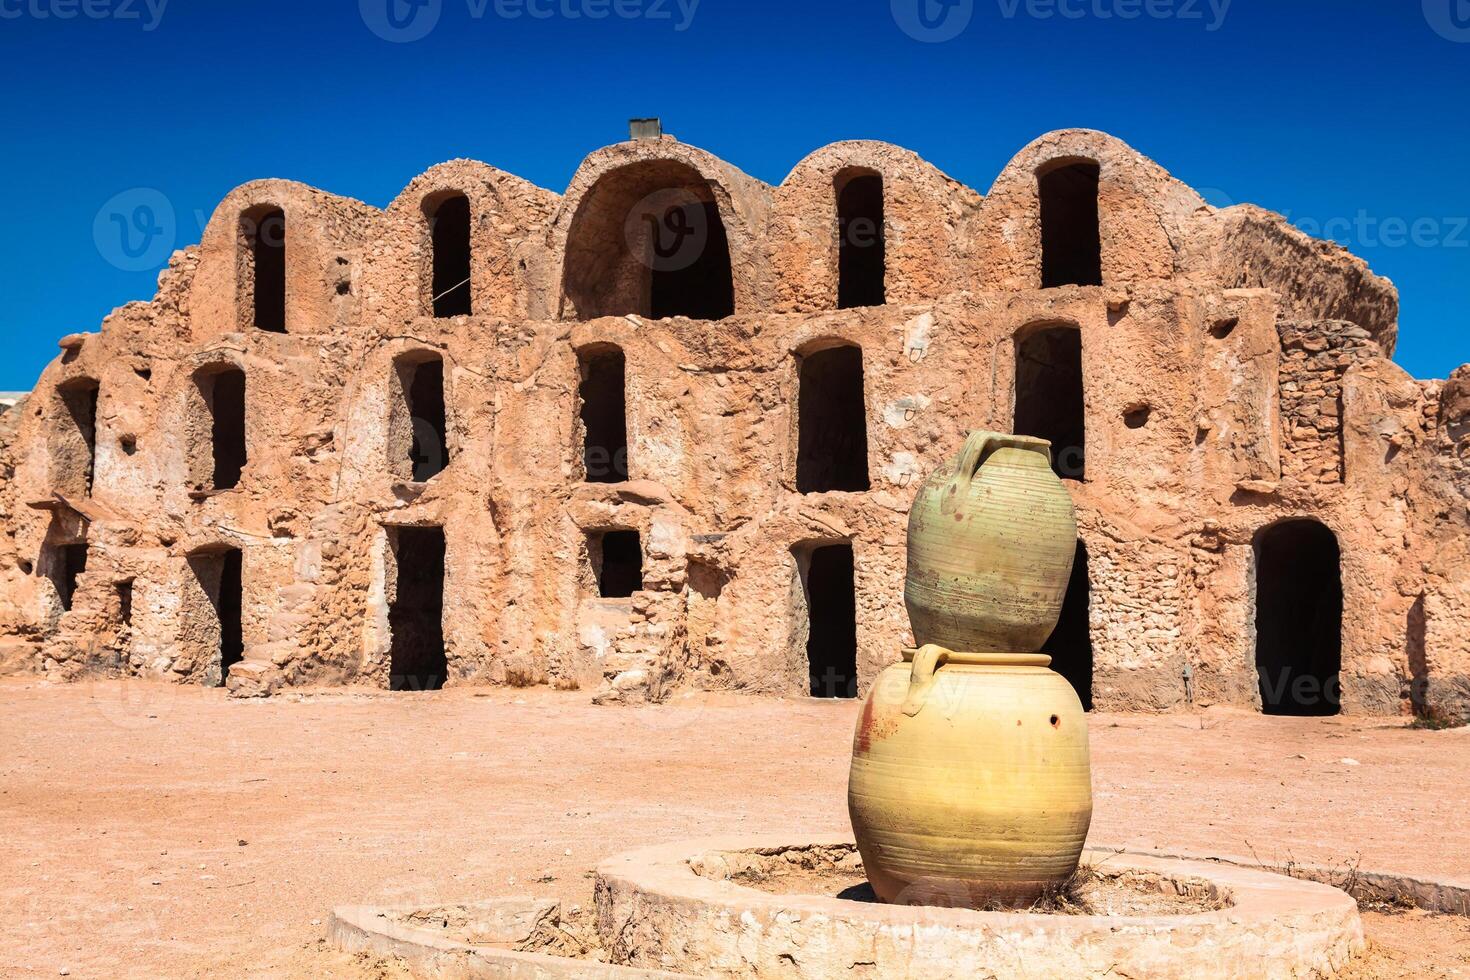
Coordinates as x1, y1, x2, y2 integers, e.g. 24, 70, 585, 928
562, 160, 734, 321
1254, 519, 1342, 716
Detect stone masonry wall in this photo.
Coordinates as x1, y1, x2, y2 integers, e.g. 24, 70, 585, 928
1, 128, 1467, 720
1278, 320, 1381, 485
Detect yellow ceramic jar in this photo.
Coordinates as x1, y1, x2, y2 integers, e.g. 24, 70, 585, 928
848, 645, 1093, 907
904, 431, 1078, 653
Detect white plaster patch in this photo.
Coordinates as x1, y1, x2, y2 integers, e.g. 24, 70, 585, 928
902, 312, 936, 363
883, 394, 930, 429
882, 452, 924, 488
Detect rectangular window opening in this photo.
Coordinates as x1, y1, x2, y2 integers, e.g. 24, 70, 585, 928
396, 356, 449, 482
1039, 162, 1102, 288
57, 379, 100, 497
578, 346, 628, 484
199, 368, 248, 491
837, 172, 886, 309
797, 346, 869, 494
115, 579, 135, 628
592, 529, 643, 599
242, 206, 286, 332
430, 194, 473, 318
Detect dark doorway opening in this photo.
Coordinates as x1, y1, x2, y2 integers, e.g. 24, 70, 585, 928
594, 530, 643, 599
804, 544, 857, 699
797, 345, 869, 494
218, 549, 244, 682
400, 355, 448, 482
1044, 540, 1093, 710
578, 345, 628, 484
202, 367, 247, 491
58, 378, 100, 496
242, 206, 286, 332
650, 201, 735, 321
429, 194, 472, 318
1039, 162, 1102, 288
1255, 520, 1342, 716
389, 526, 447, 692
837, 171, 885, 309
189, 548, 244, 685
51, 543, 89, 612
1015, 326, 1085, 480
1407, 594, 1429, 717
116, 579, 135, 627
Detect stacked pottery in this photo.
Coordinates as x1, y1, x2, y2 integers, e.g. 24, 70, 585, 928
847, 431, 1093, 907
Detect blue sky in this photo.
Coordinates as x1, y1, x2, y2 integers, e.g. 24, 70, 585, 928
1, 0, 1466, 389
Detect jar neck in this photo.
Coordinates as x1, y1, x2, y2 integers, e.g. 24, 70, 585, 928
901, 648, 1053, 669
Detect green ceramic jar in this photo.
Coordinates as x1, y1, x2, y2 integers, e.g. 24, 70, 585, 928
904, 432, 1078, 653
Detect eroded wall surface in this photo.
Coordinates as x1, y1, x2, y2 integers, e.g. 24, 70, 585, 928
1, 129, 1466, 717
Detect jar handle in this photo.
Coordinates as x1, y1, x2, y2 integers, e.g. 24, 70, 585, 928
941, 431, 1050, 515
903, 644, 952, 717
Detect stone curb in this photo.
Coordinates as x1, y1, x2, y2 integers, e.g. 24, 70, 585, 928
594, 834, 1364, 979
329, 904, 697, 979
1099, 845, 1470, 917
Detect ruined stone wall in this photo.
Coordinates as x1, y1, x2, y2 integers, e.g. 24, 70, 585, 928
1278, 320, 1381, 485
1, 128, 1466, 720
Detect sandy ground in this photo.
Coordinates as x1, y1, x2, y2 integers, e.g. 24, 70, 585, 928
2, 678, 1468, 978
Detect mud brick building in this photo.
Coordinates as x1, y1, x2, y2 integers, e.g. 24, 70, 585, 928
3, 128, 1467, 717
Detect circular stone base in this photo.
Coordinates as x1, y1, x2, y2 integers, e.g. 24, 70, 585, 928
594, 836, 1365, 979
